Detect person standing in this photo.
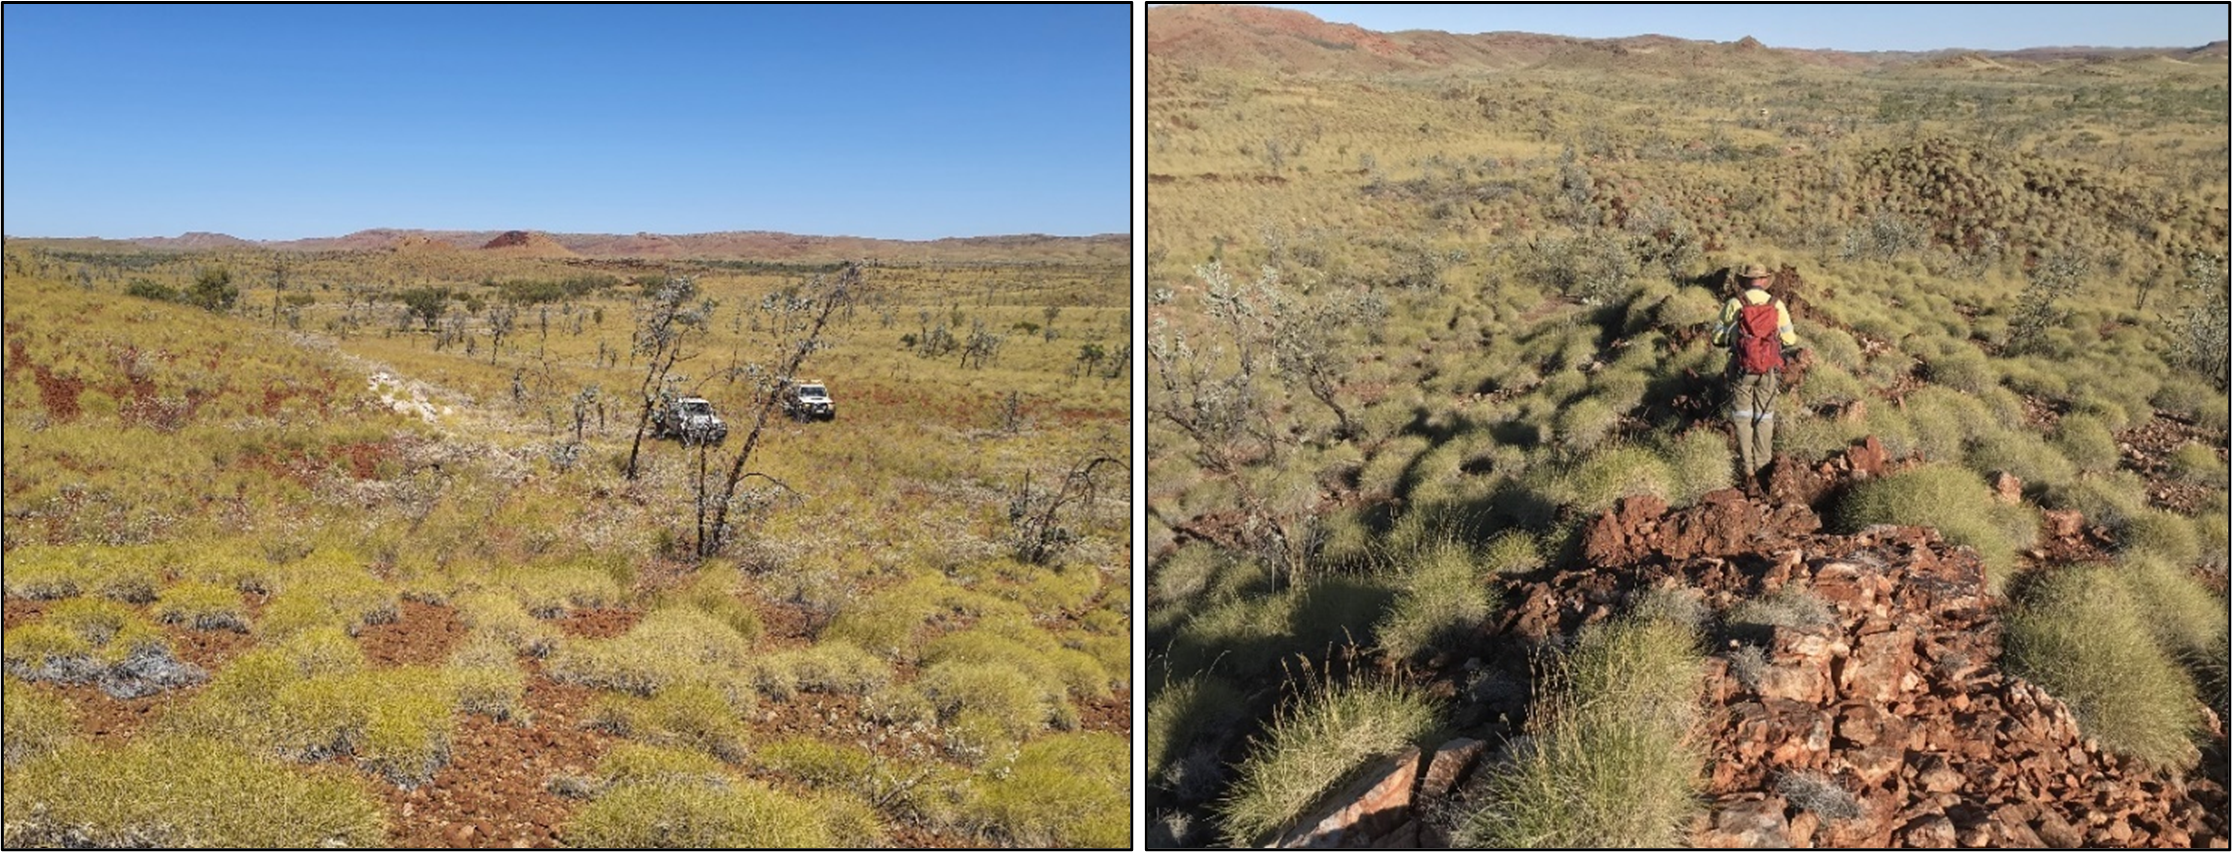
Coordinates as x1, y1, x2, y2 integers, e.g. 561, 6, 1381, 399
1712, 263, 1799, 491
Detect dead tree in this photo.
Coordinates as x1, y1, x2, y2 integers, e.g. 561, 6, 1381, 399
696, 263, 863, 557
623, 276, 715, 481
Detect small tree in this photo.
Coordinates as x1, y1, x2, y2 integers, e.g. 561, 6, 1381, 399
188, 267, 238, 312
398, 286, 452, 331
623, 276, 716, 481
1007, 455, 1126, 565
2006, 250, 2090, 355
2172, 252, 2228, 389
696, 263, 861, 557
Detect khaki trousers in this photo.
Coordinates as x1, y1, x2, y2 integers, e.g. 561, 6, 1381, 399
1728, 371, 1780, 478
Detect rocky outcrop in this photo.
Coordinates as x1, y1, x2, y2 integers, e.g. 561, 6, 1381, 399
1269, 438, 2228, 848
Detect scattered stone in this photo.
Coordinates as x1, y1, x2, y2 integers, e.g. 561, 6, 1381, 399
1899, 812, 1956, 847
1268, 747, 1420, 848
1417, 738, 1486, 802
1990, 471, 2022, 505
1701, 796, 1789, 848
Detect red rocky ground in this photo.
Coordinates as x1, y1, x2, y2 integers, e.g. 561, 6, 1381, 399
1264, 438, 2229, 849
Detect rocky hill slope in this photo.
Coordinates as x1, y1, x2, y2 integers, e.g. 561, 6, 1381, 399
1250, 445, 2229, 848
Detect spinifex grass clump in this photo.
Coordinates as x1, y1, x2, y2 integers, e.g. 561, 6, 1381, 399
271, 666, 459, 787
504, 561, 626, 618
592, 741, 735, 789
162, 636, 457, 787
449, 589, 559, 656
820, 574, 949, 658
654, 569, 764, 642
922, 618, 1114, 703
561, 776, 833, 848
748, 640, 890, 700
1836, 463, 2034, 592
2, 598, 205, 698
254, 568, 399, 639
4, 676, 77, 768
1375, 539, 1503, 661
589, 681, 752, 762
967, 731, 1128, 847
446, 633, 528, 721
154, 580, 249, 632
2, 544, 98, 600
1454, 606, 1705, 848
2, 735, 387, 848
913, 657, 1072, 763
756, 735, 873, 790
1214, 675, 1442, 847
2003, 564, 2202, 768
547, 606, 753, 695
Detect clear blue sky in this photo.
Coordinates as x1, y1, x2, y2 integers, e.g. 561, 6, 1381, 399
1270, 4, 2227, 52
3, 4, 1132, 241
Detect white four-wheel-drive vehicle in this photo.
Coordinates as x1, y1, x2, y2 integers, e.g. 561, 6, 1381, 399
655, 396, 729, 445
782, 380, 836, 421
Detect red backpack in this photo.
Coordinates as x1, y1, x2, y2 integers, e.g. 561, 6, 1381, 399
1735, 298, 1784, 375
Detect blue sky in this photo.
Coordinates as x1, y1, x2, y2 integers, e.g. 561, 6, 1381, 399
3, 4, 1131, 241
1270, 4, 2228, 52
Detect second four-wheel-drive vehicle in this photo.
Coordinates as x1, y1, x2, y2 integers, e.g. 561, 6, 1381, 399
655, 396, 729, 445
782, 380, 836, 421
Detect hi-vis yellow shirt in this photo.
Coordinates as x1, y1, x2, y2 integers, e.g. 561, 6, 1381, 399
1711, 288, 1798, 347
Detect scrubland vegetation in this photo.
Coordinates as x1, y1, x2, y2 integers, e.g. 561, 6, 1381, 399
1147, 23, 2227, 845
3, 237, 1129, 847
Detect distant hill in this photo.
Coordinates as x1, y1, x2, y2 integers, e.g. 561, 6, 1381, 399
478, 230, 580, 259
10, 228, 1130, 265
1146, 4, 2228, 76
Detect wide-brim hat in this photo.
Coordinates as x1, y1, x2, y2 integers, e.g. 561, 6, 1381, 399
1740, 263, 1771, 280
